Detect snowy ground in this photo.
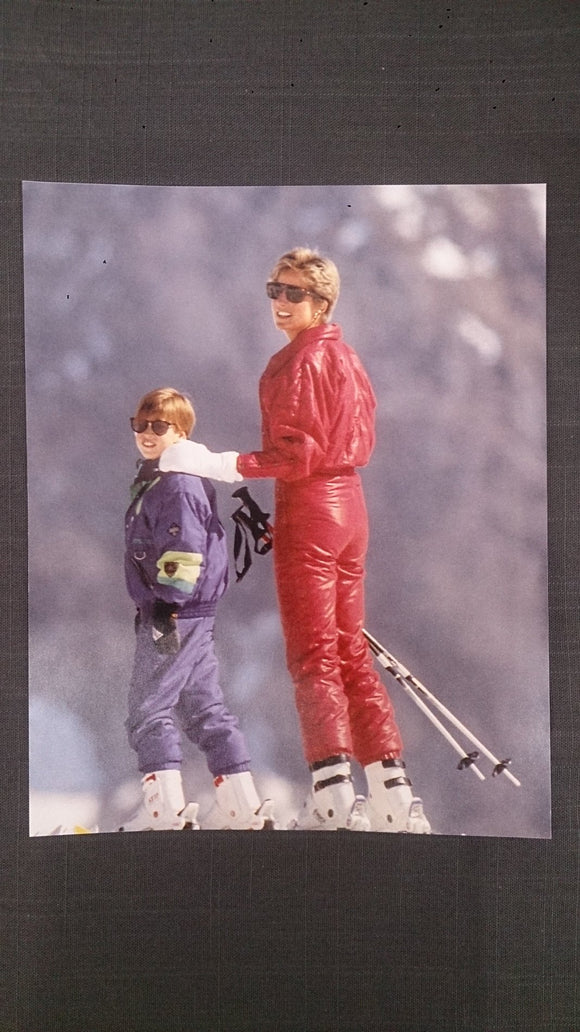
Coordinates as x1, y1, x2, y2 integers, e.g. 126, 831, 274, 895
30, 773, 306, 836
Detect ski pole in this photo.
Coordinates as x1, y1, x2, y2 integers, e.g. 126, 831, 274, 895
363, 628, 521, 787
365, 631, 485, 781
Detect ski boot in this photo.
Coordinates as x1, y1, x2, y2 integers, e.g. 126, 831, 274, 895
118, 769, 200, 831
201, 771, 276, 830
289, 755, 370, 831
365, 759, 431, 833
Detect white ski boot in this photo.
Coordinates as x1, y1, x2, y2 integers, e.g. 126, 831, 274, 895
119, 769, 200, 832
289, 756, 370, 831
365, 758, 431, 833
201, 771, 275, 830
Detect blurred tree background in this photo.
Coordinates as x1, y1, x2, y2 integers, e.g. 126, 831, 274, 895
23, 182, 548, 837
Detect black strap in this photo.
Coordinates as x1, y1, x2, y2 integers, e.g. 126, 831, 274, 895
310, 754, 350, 772
380, 757, 406, 770
232, 513, 253, 582
314, 773, 353, 793
384, 776, 413, 790
231, 488, 273, 581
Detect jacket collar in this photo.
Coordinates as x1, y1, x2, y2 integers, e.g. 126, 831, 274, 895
275, 322, 342, 365
134, 457, 160, 482
289, 321, 340, 350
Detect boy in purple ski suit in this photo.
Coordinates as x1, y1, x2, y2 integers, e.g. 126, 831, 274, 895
121, 387, 270, 831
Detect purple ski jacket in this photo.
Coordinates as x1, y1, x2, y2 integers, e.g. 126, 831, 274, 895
125, 460, 228, 618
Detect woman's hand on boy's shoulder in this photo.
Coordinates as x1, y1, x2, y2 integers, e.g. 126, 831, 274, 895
159, 439, 243, 483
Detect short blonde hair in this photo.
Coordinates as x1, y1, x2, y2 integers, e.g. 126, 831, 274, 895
270, 247, 340, 321
134, 387, 195, 437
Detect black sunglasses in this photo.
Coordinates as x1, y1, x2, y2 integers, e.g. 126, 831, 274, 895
130, 417, 175, 436
266, 281, 322, 304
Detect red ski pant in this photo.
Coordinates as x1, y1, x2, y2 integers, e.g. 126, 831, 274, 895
274, 472, 403, 767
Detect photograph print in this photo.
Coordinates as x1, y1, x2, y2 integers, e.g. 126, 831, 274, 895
23, 180, 549, 839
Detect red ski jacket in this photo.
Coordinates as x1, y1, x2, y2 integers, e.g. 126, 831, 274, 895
237, 323, 377, 481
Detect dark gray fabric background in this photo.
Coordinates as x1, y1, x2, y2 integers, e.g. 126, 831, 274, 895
2, 2, 578, 1030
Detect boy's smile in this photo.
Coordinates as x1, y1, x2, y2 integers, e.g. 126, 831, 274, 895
133, 417, 185, 462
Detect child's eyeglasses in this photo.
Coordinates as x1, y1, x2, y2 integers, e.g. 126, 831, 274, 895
266, 281, 321, 304
130, 417, 175, 436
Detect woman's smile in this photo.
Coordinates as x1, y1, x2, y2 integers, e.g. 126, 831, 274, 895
269, 268, 326, 340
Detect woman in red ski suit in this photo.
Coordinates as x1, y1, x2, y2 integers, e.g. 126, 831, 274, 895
161, 248, 430, 832
237, 300, 401, 770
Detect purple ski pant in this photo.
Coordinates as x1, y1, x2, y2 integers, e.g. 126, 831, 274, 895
126, 613, 251, 776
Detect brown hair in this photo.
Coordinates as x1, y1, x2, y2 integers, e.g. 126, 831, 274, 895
134, 387, 195, 437
270, 247, 340, 321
